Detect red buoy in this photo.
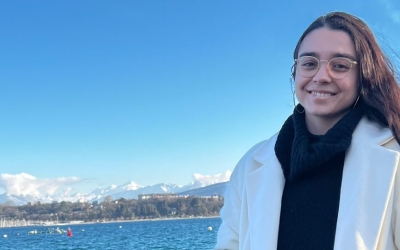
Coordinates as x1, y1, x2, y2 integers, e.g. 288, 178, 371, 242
67, 228, 73, 237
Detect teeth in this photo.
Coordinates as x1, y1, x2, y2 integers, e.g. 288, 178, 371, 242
311, 91, 332, 97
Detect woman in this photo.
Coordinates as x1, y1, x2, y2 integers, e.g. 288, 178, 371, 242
215, 12, 400, 250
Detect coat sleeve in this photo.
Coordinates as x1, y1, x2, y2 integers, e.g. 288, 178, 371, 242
214, 140, 267, 250
214, 141, 265, 250
394, 161, 400, 249
214, 180, 241, 249
214, 147, 252, 250
386, 138, 400, 249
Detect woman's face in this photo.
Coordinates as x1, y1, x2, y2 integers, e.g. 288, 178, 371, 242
295, 28, 359, 125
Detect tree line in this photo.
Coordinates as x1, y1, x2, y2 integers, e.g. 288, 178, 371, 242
0, 195, 224, 222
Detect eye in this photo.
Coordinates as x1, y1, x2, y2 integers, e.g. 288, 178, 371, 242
302, 61, 317, 67
298, 57, 318, 70
330, 58, 352, 72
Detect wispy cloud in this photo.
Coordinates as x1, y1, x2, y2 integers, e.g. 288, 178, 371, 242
0, 173, 82, 198
193, 170, 231, 185
379, 0, 400, 24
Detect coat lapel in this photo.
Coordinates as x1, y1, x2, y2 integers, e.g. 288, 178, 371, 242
334, 119, 400, 249
242, 118, 399, 249
245, 142, 285, 249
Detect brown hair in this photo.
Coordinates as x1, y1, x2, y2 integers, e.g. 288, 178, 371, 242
292, 12, 400, 144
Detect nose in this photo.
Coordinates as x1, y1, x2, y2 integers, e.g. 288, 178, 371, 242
312, 60, 331, 83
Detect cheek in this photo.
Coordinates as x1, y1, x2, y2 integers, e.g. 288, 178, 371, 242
294, 77, 307, 92
348, 71, 359, 94
294, 79, 305, 101
342, 77, 359, 98
351, 84, 359, 99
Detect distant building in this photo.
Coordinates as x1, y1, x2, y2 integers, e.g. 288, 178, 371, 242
137, 193, 221, 201
138, 193, 189, 200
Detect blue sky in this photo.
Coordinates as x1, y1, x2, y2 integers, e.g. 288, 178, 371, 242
1, 0, 399, 195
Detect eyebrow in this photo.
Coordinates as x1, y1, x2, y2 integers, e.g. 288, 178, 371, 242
298, 52, 357, 61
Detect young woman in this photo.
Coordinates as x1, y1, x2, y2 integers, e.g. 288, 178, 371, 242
215, 12, 400, 250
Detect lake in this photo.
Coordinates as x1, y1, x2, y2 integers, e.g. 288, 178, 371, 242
0, 217, 222, 250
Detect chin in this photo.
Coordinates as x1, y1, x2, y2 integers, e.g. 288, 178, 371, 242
306, 106, 351, 119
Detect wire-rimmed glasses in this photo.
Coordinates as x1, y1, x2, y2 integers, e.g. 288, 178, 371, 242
295, 56, 358, 79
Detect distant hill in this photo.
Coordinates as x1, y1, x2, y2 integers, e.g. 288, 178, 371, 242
178, 181, 228, 196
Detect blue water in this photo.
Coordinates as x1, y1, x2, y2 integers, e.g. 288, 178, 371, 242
0, 217, 221, 250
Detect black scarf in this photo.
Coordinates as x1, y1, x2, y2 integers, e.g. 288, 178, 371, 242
275, 104, 364, 249
275, 103, 364, 181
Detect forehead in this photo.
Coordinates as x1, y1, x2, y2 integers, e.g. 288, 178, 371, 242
298, 28, 356, 58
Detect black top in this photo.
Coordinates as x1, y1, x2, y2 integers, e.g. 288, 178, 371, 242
274, 104, 364, 250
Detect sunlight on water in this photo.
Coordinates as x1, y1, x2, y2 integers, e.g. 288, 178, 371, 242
0, 217, 221, 250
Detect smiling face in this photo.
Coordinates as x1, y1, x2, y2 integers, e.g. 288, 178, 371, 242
295, 27, 359, 134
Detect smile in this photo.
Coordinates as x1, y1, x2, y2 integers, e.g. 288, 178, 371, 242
310, 91, 334, 97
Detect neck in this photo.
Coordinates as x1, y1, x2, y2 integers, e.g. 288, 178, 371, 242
305, 111, 350, 135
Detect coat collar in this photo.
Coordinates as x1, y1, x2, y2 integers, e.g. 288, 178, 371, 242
245, 117, 399, 249
352, 117, 394, 145
334, 118, 399, 249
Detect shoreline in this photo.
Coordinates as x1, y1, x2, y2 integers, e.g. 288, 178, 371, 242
0, 216, 221, 229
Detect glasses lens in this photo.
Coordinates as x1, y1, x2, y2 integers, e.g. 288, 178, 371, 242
297, 56, 319, 78
328, 58, 353, 79
296, 56, 355, 79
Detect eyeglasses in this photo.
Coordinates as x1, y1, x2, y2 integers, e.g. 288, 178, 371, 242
295, 56, 358, 79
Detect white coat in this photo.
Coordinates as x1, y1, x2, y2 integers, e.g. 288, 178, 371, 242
215, 117, 400, 250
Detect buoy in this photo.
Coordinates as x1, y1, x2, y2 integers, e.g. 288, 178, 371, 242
67, 228, 73, 237
3, 234, 7, 238
208, 226, 212, 231
82, 229, 85, 232
119, 225, 122, 229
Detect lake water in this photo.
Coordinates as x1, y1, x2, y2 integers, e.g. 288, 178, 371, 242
0, 217, 222, 250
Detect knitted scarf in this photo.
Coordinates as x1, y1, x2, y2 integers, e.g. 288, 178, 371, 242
275, 103, 364, 249
275, 103, 364, 182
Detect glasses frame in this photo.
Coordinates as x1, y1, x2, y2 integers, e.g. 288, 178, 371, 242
294, 56, 358, 79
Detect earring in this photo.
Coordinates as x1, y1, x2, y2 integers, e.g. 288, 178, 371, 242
352, 95, 360, 109
291, 82, 304, 113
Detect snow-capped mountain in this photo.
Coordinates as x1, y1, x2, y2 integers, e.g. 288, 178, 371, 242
0, 180, 229, 206
87, 181, 214, 202
0, 193, 33, 205
87, 181, 144, 201
89, 182, 183, 201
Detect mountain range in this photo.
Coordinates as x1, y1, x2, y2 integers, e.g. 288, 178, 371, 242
0, 181, 229, 206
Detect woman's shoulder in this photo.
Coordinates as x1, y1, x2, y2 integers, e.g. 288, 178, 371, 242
229, 133, 279, 180
225, 134, 279, 195
353, 116, 399, 150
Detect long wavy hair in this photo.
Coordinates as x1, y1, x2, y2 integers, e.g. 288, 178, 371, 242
292, 12, 400, 144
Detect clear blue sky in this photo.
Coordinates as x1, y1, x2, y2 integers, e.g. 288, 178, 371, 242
1, 1, 399, 193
